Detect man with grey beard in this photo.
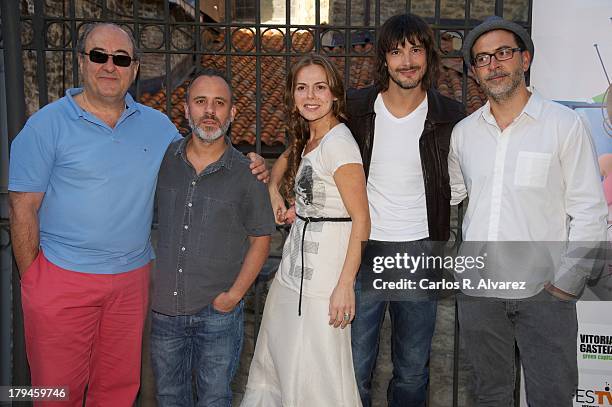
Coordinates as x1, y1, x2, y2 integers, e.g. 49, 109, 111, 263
150, 69, 276, 406
448, 17, 607, 406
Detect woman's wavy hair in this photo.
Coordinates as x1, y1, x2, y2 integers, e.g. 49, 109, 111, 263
375, 13, 440, 92
281, 54, 347, 201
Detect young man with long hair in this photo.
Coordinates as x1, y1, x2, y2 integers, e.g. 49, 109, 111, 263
346, 14, 465, 407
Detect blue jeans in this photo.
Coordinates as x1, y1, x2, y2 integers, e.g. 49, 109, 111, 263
352, 240, 438, 407
150, 301, 244, 407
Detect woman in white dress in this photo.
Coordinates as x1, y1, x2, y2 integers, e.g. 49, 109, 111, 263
241, 54, 370, 407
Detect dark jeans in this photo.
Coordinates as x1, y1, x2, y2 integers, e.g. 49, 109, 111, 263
457, 291, 578, 407
352, 239, 438, 407
150, 301, 244, 407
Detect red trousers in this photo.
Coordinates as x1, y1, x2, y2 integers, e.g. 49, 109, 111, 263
20, 250, 150, 407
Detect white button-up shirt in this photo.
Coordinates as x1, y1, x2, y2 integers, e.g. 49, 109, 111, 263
449, 91, 607, 297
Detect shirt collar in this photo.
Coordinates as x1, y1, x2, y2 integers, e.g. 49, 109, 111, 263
480, 87, 543, 126
521, 88, 543, 120
174, 134, 235, 171
65, 87, 140, 120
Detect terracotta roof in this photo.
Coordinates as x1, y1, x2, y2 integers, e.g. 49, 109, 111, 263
438, 58, 487, 114
138, 29, 486, 147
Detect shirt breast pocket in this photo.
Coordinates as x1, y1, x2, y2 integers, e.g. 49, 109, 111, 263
514, 151, 552, 188
198, 197, 241, 262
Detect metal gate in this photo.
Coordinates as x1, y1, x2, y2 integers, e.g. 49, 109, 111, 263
1, 1, 532, 405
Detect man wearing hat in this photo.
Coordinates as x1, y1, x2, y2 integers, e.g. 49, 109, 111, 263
448, 16, 607, 406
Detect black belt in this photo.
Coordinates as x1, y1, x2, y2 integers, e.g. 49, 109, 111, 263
295, 213, 351, 316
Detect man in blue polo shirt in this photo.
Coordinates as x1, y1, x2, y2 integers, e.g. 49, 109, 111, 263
8, 22, 175, 406
8, 23, 266, 406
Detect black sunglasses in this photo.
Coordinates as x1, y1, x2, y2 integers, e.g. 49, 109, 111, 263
82, 49, 136, 67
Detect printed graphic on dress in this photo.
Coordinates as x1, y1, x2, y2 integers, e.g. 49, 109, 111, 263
295, 163, 326, 217
288, 219, 320, 281
297, 165, 314, 205
288, 162, 326, 281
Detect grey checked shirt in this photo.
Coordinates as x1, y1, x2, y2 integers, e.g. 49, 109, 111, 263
152, 136, 275, 316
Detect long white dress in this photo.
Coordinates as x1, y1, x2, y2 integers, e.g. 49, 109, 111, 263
241, 123, 363, 407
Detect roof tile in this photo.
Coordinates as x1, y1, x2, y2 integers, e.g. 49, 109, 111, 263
138, 31, 487, 147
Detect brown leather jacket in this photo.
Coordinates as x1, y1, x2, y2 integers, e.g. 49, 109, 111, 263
346, 86, 466, 241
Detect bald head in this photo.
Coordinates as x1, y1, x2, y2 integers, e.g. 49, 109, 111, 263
77, 23, 139, 61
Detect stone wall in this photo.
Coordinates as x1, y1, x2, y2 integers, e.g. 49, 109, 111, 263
330, 0, 530, 26
20, 0, 193, 115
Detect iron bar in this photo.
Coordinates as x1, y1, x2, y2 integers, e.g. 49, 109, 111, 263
255, 0, 262, 154
33, 0, 49, 107
1, 0, 28, 391
164, 0, 172, 116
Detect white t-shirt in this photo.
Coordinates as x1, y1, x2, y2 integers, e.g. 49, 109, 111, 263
276, 123, 363, 298
367, 93, 429, 241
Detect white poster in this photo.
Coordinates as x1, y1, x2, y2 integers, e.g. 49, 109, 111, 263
531, 0, 611, 102
573, 303, 612, 407
526, 4, 612, 405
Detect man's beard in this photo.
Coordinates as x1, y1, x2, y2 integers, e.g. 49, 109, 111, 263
189, 115, 231, 143
479, 66, 525, 103
389, 65, 423, 90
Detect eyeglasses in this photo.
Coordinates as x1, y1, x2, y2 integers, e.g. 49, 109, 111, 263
82, 50, 136, 67
472, 47, 522, 68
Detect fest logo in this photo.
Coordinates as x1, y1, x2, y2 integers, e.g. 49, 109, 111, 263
575, 381, 612, 406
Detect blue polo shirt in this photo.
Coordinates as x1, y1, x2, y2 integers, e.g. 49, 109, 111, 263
9, 88, 181, 274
